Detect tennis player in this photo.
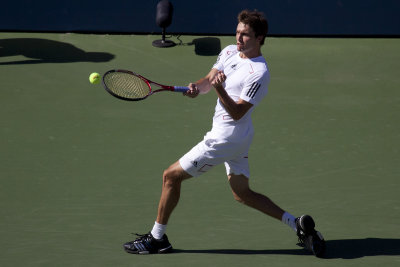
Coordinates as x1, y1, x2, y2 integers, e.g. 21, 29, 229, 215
124, 10, 325, 257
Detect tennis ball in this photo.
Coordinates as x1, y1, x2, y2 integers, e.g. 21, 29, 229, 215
89, 72, 101, 84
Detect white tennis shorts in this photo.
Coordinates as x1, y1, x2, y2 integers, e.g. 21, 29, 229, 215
179, 129, 254, 178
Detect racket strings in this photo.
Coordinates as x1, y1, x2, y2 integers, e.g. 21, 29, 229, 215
104, 72, 150, 99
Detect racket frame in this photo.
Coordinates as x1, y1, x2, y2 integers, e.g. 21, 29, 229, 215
102, 69, 188, 101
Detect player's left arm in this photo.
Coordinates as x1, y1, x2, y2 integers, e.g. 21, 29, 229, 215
212, 71, 253, 121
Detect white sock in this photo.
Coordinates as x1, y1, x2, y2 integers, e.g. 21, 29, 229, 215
282, 212, 297, 232
151, 221, 167, 240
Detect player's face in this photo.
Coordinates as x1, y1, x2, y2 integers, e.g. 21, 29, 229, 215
236, 22, 261, 54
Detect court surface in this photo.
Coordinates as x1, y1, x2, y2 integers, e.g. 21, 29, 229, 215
1, 32, 399, 266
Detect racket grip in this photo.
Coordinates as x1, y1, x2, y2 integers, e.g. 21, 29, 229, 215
174, 86, 189, 93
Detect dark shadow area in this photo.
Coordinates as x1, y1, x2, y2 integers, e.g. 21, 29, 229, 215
0, 38, 115, 65
174, 248, 309, 256
173, 238, 400, 259
324, 238, 400, 259
181, 37, 221, 56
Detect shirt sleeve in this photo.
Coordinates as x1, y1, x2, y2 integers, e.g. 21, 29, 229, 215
212, 52, 225, 71
240, 70, 270, 106
212, 45, 235, 71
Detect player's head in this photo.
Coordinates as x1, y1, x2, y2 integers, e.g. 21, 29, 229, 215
237, 10, 268, 46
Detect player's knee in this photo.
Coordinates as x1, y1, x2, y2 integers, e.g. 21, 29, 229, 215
162, 168, 174, 185
162, 167, 181, 187
232, 192, 245, 204
232, 189, 251, 204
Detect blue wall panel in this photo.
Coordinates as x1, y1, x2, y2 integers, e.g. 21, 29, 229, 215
1, 0, 399, 35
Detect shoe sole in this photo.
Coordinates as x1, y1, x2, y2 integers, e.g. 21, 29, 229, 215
124, 245, 173, 255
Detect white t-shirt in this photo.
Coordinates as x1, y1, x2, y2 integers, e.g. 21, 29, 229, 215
209, 44, 270, 140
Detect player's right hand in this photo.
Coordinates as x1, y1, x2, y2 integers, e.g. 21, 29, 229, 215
184, 83, 200, 98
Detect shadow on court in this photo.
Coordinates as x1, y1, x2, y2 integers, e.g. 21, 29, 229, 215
176, 37, 221, 56
174, 248, 309, 256
174, 238, 400, 259
191, 37, 221, 56
0, 38, 114, 65
324, 238, 400, 259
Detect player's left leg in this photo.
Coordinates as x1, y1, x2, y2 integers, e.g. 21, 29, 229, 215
225, 153, 297, 230
295, 214, 326, 257
228, 174, 326, 257
228, 174, 285, 220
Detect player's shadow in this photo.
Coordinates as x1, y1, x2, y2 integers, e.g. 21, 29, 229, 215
0, 38, 115, 65
324, 238, 400, 259
174, 238, 400, 259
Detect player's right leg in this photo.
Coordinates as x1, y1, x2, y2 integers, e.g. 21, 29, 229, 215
123, 161, 192, 254
157, 161, 193, 225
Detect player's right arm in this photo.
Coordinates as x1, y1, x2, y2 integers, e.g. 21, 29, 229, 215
185, 45, 235, 98
184, 68, 219, 98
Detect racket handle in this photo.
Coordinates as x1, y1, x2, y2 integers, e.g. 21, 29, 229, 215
174, 86, 189, 93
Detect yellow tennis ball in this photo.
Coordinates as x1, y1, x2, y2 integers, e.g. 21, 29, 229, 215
89, 72, 101, 84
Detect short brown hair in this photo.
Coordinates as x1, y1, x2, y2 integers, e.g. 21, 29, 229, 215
238, 10, 268, 45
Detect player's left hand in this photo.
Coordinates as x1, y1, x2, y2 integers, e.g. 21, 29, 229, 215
211, 71, 226, 89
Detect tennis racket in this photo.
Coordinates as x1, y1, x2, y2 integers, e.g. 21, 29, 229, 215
102, 69, 189, 101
